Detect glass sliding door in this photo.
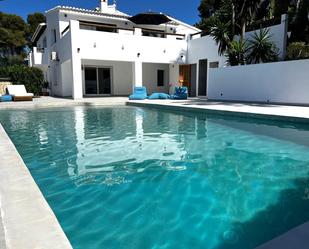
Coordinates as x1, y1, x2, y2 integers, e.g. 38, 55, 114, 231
98, 68, 111, 94
85, 67, 98, 95
84, 67, 112, 95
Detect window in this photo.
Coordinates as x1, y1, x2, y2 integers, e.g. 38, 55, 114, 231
51, 29, 57, 44
209, 61, 219, 68
79, 21, 117, 33
157, 70, 164, 86
142, 29, 165, 38
43, 37, 47, 48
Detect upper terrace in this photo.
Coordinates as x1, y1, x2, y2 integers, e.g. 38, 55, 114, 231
30, 21, 189, 65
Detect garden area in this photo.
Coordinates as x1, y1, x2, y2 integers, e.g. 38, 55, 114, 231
0, 12, 46, 96
196, 0, 309, 65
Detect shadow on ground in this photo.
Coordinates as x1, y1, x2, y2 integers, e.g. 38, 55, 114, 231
213, 174, 309, 249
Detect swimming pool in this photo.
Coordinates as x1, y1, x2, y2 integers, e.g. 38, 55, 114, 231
0, 106, 309, 249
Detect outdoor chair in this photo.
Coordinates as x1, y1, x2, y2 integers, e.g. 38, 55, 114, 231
7, 85, 34, 101
171, 87, 188, 100
129, 87, 148, 100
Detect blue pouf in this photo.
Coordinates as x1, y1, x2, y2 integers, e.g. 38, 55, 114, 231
0, 95, 13, 102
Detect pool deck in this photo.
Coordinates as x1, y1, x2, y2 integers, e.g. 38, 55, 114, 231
1, 96, 309, 248
1, 96, 309, 122
0, 96, 127, 109
1, 97, 309, 122
127, 98, 309, 122
257, 221, 309, 249
0, 124, 72, 249
0, 214, 5, 249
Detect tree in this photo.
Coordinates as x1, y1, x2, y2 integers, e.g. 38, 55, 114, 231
271, 0, 291, 18
290, 0, 309, 43
27, 13, 46, 42
232, 0, 266, 42
0, 12, 27, 57
198, 0, 222, 19
210, 19, 232, 55
196, 0, 223, 31
227, 40, 249, 65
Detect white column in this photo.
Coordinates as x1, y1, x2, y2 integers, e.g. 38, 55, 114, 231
133, 60, 143, 87
169, 64, 179, 94
70, 20, 83, 99
132, 28, 143, 89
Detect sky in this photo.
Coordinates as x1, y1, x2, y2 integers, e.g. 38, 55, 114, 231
0, 0, 201, 25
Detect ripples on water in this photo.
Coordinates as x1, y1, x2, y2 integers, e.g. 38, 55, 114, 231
1, 106, 309, 249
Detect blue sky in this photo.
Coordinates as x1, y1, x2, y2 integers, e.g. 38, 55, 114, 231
0, 0, 201, 25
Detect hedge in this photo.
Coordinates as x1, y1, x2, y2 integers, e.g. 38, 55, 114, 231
286, 42, 309, 61
0, 65, 44, 96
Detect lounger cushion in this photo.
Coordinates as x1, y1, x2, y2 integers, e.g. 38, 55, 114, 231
7, 85, 33, 97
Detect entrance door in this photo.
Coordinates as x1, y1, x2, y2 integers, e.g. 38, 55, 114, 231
190, 64, 197, 97
84, 67, 112, 95
179, 65, 190, 89
198, 59, 208, 96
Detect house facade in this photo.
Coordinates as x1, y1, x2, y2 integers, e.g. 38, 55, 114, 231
29, 0, 287, 99
29, 0, 201, 99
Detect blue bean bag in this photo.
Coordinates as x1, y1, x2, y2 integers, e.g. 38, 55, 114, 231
170, 87, 188, 100
0, 94, 13, 102
129, 87, 147, 100
148, 93, 170, 99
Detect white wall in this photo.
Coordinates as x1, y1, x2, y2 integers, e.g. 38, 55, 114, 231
76, 29, 187, 64
169, 64, 180, 94
60, 60, 73, 97
208, 59, 309, 105
49, 62, 62, 96
243, 15, 288, 59
81, 59, 133, 96
142, 63, 170, 94
188, 14, 288, 66
188, 35, 226, 67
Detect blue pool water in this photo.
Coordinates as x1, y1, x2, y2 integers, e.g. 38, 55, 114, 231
1, 106, 309, 249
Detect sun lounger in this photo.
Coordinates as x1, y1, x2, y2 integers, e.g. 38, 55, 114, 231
7, 85, 34, 101
129, 87, 148, 100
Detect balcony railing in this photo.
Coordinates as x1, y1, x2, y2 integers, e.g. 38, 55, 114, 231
77, 20, 186, 40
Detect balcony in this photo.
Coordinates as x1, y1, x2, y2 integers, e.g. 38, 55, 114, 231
31, 47, 51, 66
73, 23, 188, 64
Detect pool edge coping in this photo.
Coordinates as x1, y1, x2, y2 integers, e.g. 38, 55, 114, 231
0, 99, 127, 110
0, 124, 73, 249
126, 101, 309, 123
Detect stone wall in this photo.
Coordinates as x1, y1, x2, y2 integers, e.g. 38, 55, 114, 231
0, 82, 12, 95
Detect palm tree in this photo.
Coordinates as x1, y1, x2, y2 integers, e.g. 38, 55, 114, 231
233, 0, 266, 42
227, 40, 249, 65
247, 28, 279, 63
210, 19, 232, 56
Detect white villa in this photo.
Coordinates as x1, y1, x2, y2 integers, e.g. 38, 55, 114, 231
29, 0, 288, 100
28, 0, 222, 99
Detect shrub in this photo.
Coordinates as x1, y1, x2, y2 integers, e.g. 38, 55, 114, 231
286, 42, 309, 60
227, 40, 249, 66
0, 56, 25, 67
0, 65, 44, 96
247, 29, 279, 64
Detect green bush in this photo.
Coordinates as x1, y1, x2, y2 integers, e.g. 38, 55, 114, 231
0, 65, 44, 96
286, 42, 309, 60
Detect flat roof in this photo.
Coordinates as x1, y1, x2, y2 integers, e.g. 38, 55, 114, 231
31, 23, 47, 43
